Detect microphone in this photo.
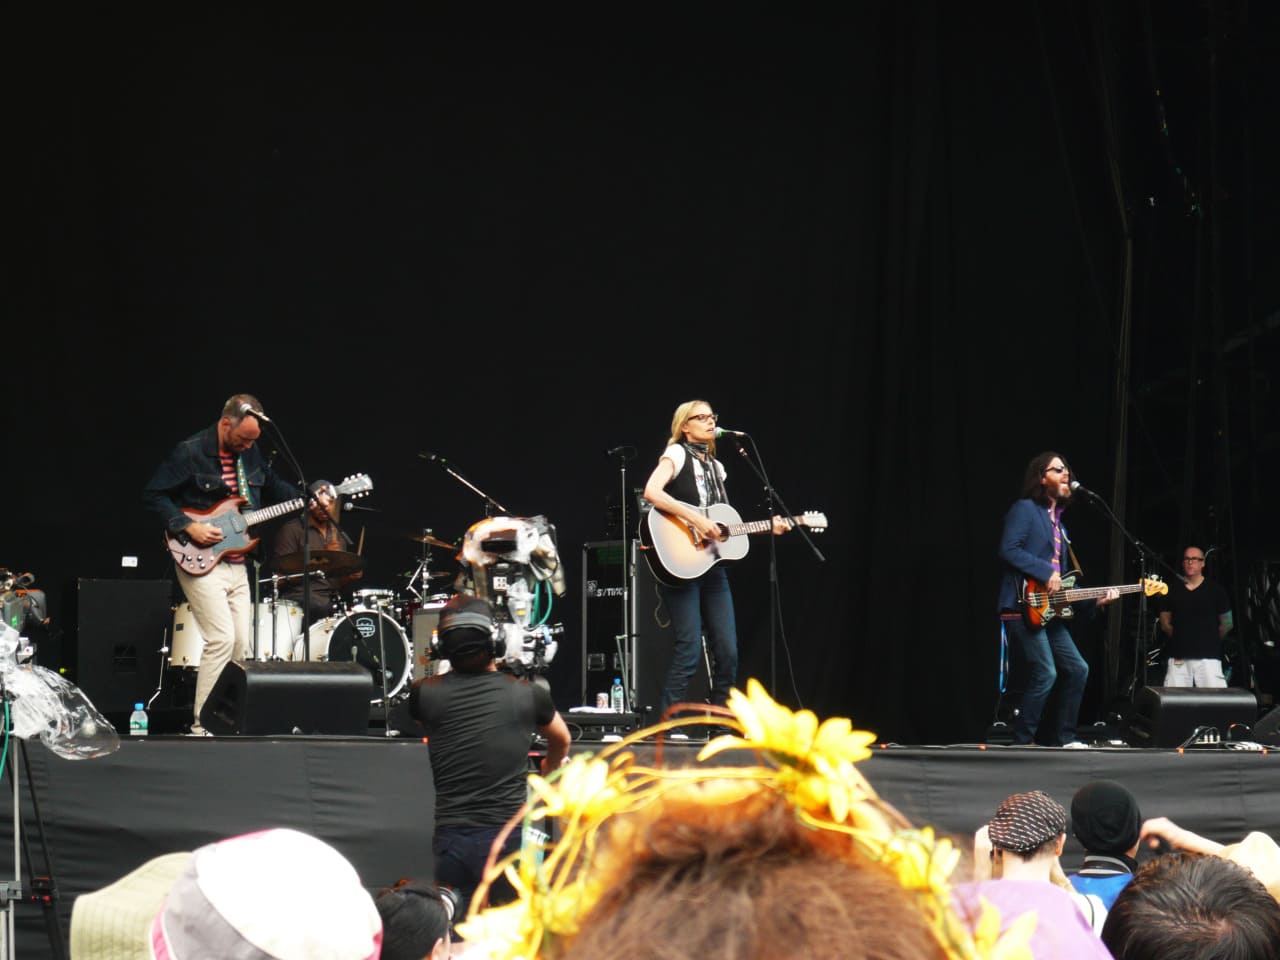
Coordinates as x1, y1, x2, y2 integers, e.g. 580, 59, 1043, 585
606, 445, 636, 458
343, 502, 380, 512
1069, 480, 1100, 500
715, 427, 748, 438
239, 401, 271, 423
418, 451, 446, 464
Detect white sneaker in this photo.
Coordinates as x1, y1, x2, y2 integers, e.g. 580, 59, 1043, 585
1061, 740, 1089, 749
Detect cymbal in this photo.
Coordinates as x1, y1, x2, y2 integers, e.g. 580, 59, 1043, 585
406, 532, 457, 551
271, 550, 366, 577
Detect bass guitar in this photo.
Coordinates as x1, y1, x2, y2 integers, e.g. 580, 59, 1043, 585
639, 500, 827, 586
164, 473, 373, 576
1020, 570, 1167, 627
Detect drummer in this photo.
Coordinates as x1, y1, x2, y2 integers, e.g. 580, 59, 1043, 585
271, 479, 364, 630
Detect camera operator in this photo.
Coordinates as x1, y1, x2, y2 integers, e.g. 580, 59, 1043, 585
408, 594, 570, 923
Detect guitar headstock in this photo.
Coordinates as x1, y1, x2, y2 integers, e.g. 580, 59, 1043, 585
796, 511, 827, 532
337, 473, 374, 499
1142, 576, 1168, 597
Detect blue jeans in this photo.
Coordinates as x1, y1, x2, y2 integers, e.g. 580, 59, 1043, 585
1006, 616, 1088, 745
660, 565, 739, 714
433, 824, 521, 922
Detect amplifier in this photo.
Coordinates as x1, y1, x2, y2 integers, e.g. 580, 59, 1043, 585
565, 709, 637, 741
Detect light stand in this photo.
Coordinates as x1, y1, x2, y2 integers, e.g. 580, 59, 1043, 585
0, 702, 67, 960
724, 434, 825, 697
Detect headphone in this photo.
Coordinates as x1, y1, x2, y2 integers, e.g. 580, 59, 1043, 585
429, 597, 504, 660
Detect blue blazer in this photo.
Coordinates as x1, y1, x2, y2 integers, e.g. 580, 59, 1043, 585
996, 498, 1072, 612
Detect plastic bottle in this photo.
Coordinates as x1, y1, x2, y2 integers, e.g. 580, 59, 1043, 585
129, 702, 149, 737
610, 677, 625, 713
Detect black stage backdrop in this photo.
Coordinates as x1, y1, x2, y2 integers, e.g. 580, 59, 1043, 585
9, 4, 1280, 745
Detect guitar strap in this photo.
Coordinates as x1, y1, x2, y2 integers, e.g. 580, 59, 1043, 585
235, 456, 254, 508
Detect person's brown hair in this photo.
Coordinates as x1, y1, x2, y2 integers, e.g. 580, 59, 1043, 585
560, 787, 948, 960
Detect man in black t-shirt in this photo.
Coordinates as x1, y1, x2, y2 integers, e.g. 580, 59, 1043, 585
409, 595, 570, 921
1157, 545, 1234, 687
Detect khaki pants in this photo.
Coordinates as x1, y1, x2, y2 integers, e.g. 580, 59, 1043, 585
176, 562, 252, 732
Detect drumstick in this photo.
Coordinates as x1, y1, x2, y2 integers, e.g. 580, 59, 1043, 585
357, 526, 365, 556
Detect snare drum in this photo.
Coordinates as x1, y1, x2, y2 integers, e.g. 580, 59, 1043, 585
251, 600, 304, 660
170, 603, 204, 668
308, 608, 411, 702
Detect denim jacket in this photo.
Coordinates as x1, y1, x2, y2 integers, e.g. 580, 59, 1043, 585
142, 423, 301, 536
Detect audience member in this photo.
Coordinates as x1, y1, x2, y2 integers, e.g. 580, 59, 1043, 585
1102, 852, 1280, 960
973, 789, 1107, 934
69, 826, 382, 960
1067, 778, 1142, 907
456, 678, 1110, 960
374, 879, 455, 960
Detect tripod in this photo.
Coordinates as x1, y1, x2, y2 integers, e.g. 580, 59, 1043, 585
0, 707, 66, 960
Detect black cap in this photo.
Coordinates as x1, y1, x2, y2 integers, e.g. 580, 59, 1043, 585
1071, 780, 1142, 855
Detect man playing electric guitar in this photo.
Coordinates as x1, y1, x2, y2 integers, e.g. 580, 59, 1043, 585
641, 400, 790, 720
996, 452, 1118, 747
143, 393, 302, 735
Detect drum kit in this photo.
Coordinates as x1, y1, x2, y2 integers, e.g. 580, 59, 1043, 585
166, 529, 458, 704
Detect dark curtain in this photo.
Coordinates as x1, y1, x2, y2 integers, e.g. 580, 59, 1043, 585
10, 3, 1277, 744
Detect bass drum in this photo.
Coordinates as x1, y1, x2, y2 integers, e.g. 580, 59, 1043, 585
308, 607, 410, 702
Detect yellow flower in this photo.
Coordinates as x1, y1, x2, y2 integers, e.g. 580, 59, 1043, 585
526, 755, 617, 821
881, 827, 960, 893
700, 679, 876, 772
968, 896, 1036, 960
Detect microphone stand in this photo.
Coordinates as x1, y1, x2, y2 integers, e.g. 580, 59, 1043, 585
257, 417, 316, 659
725, 436, 824, 698
418, 452, 510, 517
607, 445, 637, 712
1071, 487, 1175, 700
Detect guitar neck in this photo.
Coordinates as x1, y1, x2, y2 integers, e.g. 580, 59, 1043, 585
243, 498, 305, 527
1060, 582, 1145, 602
723, 518, 776, 537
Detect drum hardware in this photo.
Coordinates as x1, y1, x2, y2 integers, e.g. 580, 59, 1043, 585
270, 549, 366, 578
307, 608, 411, 712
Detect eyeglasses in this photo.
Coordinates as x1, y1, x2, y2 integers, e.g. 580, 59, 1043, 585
688, 413, 718, 424
1183, 556, 1205, 563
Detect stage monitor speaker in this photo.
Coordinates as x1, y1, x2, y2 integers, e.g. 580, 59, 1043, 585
72, 578, 173, 715
632, 540, 710, 727
199, 660, 374, 736
1127, 686, 1258, 748
1254, 705, 1280, 746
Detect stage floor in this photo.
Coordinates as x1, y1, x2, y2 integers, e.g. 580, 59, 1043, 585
3, 736, 1276, 959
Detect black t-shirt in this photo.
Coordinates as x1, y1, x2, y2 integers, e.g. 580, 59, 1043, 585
1158, 578, 1231, 659
409, 670, 556, 828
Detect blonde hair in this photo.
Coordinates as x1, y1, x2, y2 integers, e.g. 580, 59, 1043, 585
667, 399, 718, 457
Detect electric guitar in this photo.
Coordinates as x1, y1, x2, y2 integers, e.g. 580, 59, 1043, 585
639, 501, 827, 586
1020, 570, 1167, 627
164, 473, 373, 575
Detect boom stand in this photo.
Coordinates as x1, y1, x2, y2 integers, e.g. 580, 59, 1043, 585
726, 437, 825, 697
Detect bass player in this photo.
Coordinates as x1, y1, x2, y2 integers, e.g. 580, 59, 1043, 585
996, 451, 1118, 747
143, 393, 301, 735
641, 399, 789, 719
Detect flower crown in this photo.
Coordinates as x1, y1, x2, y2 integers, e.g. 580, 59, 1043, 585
457, 679, 1036, 959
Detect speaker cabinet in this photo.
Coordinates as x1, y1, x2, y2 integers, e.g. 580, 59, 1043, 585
71, 578, 173, 715
199, 660, 374, 735
1254, 705, 1280, 746
581, 540, 628, 704
1127, 686, 1258, 747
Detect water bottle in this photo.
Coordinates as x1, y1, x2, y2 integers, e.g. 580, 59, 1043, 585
610, 677, 625, 713
129, 702, 149, 737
